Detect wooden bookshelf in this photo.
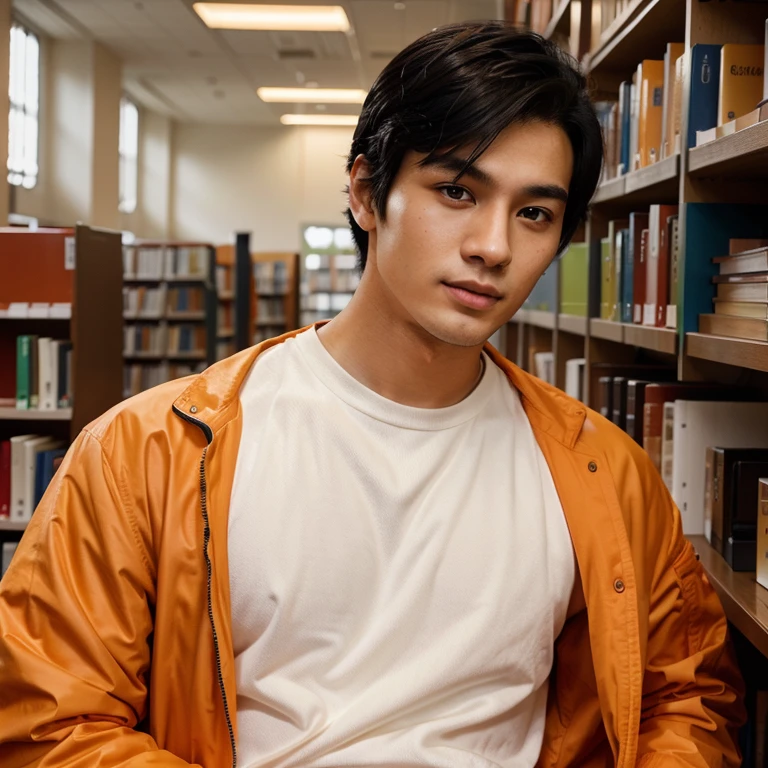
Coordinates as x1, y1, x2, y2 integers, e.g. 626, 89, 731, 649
689, 535, 768, 660
686, 333, 768, 374
0, 520, 29, 532
688, 120, 768, 179
544, 0, 570, 41
558, 314, 588, 335
514, 309, 556, 330
623, 324, 677, 355
623, 154, 679, 199
590, 318, 624, 343
592, 176, 625, 204
122, 242, 217, 397
0, 408, 73, 421
253, 252, 300, 344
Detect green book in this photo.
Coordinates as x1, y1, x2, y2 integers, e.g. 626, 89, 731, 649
600, 237, 612, 320
16, 335, 31, 410
559, 242, 588, 317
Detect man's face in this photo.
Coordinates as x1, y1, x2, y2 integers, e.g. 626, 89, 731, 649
357, 120, 574, 348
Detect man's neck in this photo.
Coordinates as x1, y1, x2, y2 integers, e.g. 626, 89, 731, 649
316, 278, 486, 410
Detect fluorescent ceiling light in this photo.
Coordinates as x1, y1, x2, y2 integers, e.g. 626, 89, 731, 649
281, 114, 359, 126
193, 3, 350, 31
259, 87, 366, 103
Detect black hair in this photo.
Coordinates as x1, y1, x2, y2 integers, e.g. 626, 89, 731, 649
345, 21, 603, 270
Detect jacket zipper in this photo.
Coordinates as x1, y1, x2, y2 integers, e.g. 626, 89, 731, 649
173, 405, 237, 768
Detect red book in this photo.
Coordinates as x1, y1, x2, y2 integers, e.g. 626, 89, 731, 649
0, 440, 10, 518
655, 206, 679, 326
631, 216, 649, 324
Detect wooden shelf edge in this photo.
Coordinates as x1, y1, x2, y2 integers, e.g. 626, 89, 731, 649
586, 0, 657, 73
558, 314, 588, 335
0, 407, 73, 421
688, 535, 768, 659
623, 324, 678, 354
689, 119, 768, 175
592, 176, 626, 203
0, 520, 28, 532
686, 332, 768, 374
624, 154, 679, 194
544, 0, 571, 39
590, 318, 624, 342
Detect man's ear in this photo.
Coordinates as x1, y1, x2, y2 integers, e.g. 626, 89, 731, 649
348, 154, 376, 233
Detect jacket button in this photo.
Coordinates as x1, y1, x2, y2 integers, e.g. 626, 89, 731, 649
190, 405, 198, 414
614, 579, 625, 593
588, 461, 597, 473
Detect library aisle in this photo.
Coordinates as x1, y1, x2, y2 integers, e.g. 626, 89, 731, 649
1, 0, 768, 763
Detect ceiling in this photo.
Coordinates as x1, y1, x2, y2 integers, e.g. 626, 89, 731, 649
14, 0, 502, 124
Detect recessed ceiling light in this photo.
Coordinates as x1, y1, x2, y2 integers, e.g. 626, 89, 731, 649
258, 87, 366, 103
281, 114, 359, 126
193, 3, 350, 32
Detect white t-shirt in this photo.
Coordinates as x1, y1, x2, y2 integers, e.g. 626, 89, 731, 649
229, 327, 574, 768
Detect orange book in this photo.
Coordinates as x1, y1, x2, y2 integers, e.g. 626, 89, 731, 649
662, 43, 684, 159
719, 44, 765, 125
638, 60, 664, 167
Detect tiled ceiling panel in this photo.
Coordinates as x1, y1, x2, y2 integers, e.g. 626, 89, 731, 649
12, 0, 502, 124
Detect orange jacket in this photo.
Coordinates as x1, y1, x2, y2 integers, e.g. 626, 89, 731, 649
0, 329, 745, 767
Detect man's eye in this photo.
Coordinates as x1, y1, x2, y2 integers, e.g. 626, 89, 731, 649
440, 185, 471, 202
519, 207, 550, 223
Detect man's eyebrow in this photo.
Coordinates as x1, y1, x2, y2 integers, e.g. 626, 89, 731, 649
421, 155, 569, 204
421, 155, 494, 187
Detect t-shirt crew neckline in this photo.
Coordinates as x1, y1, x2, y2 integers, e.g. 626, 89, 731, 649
295, 327, 496, 432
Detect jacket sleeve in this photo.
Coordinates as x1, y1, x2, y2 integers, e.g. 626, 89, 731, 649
637, 469, 746, 768
0, 429, 200, 767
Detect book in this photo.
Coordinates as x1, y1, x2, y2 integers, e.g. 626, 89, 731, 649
716, 282, 768, 302
661, 43, 685, 159
660, 400, 676, 493
9, 434, 35, 520
644, 205, 679, 327
600, 237, 612, 319
638, 59, 664, 166
0, 440, 10, 518
715, 247, 768, 276
713, 300, 768, 319
16, 335, 31, 410
688, 44, 722, 149
614, 227, 627, 323
565, 358, 586, 401
21, 437, 61, 521
599, 376, 614, 421
29, 334, 39, 410
714, 271, 768, 284
1, 542, 18, 578
618, 228, 631, 323
630, 72, 640, 171
634, 227, 650, 324
706, 447, 768, 569
38, 337, 56, 411
671, 400, 768, 535
618, 81, 632, 174
643, 383, 735, 471
612, 377, 629, 430
591, 364, 674, 427
628, 214, 649, 324
672, 54, 685, 155
559, 242, 588, 316
699, 313, 768, 341
666, 215, 680, 329
718, 44, 765, 125
757, 479, 768, 590
34, 447, 66, 508
533, 351, 554, 385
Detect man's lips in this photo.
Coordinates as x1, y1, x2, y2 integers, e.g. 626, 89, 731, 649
442, 281, 502, 310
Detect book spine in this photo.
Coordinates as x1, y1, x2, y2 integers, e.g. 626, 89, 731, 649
0, 441, 10, 518
643, 401, 663, 470
16, 335, 30, 410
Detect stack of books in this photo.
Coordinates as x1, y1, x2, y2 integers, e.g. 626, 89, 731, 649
700, 238, 768, 340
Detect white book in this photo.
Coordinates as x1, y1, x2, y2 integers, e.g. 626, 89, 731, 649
22, 437, 61, 522
533, 351, 555, 385
1, 542, 18, 577
10, 435, 37, 522
49, 340, 61, 410
565, 358, 586, 401
38, 337, 55, 411
671, 401, 768, 535
660, 401, 676, 493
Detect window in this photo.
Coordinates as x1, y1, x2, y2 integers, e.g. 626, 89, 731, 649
119, 97, 139, 213
7, 23, 39, 189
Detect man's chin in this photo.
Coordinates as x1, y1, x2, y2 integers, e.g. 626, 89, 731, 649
416, 313, 498, 349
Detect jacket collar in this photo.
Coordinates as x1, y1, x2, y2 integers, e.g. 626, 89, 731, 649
172, 324, 587, 449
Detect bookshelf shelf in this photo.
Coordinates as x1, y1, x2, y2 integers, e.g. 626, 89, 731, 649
558, 314, 588, 335
624, 154, 679, 198
256, 318, 287, 327
592, 176, 625, 204
623, 324, 677, 354
590, 318, 624, 343
514, 309, 556, 329
586, 0, 686, 87
0, 407, 73, 421
165, 312, 207, 321
167, 351, 207, 361
688, 120, 768, 179
544, 0, 570, 40
688, 535, 768, 659
0, 520, 28, 532
686, 333, 768, 374
219, 290, 235, 301
218, 327, 234, 338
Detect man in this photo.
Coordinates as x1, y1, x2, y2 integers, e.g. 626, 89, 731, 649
0, 21, 744, 768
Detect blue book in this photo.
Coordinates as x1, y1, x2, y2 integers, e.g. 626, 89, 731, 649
620, 227, 633, 323
687, 44, 722, 149
34, 448, 66, 508
618, 82, 632, 175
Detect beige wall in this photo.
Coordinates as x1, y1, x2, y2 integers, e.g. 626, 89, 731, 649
0, 0, 10, 225
172, 123, 354, 249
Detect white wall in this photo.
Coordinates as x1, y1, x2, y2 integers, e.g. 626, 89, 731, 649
172, 123, 354, 249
